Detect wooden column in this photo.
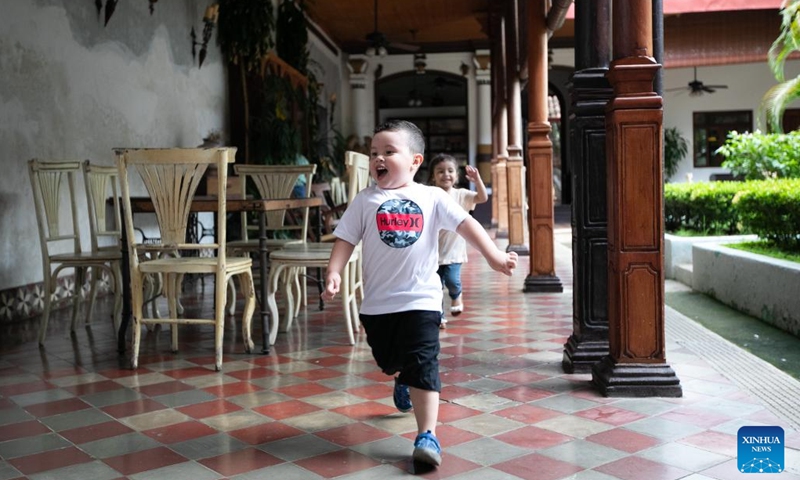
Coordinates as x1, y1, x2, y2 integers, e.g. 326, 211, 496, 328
524, 0, 563, 293
505, 0, 529, 255
591, 0, 681, 397
494, 9, 510, 238
563, 0, 612, 373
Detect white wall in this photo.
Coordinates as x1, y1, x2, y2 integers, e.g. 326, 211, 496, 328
663, 61, 800, 182
0, 0, 226, 291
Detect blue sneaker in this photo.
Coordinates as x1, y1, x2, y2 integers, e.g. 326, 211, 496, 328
413, 430, 442, 466
393, 378, 412, 412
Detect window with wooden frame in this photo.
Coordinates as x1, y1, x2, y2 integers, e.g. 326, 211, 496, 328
692, 110, 752, 167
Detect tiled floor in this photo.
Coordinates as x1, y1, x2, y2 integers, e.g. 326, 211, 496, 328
1, 231, 799, 479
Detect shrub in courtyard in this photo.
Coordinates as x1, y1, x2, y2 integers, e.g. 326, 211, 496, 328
715, 131, 800, 180
733, 179, 800, 251
664, 181, 743, 235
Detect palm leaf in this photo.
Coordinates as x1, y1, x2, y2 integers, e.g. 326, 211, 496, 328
759, 76, 800, 133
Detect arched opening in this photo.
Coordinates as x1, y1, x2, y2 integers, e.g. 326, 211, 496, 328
376, 70, 468, 185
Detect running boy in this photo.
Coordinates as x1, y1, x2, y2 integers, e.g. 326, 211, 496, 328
322, 120, 517, 467
429, 154, 488, 327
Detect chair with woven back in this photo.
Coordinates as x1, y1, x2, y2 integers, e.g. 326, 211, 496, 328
116, 147, 256, 371
225, 164, 316, 315
28, 159, 122, 344
266, 150, 370, 345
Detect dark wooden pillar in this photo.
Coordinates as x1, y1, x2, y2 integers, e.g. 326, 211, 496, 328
524, 0, 563, 293
563, 0, 612, 373
591, 0, 681, 397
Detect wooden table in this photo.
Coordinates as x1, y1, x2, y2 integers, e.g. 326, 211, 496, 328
117, 196, 324, 355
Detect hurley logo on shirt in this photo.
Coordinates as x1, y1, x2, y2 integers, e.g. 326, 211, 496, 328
376, 199, 424, 248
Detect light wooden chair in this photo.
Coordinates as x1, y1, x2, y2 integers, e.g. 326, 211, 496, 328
266, 151, 370, 345
225, 164, 316, 315
81, 161, 124, 333
116, 147, 255, 371
28, 159, 122, 344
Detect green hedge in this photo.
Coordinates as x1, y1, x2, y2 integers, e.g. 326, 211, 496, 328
733, 179, 800, 251
665, 179, 800, 250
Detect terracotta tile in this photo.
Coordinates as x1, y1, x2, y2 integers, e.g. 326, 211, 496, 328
439, 345, 480, 356
199, 447, 283, 476
495, 426, 574, 449
395, 452, 482, 477
494, 453, 583, 480
96, 367, 142, 379
439, 356, 479, 369
273, 382, 332, 398
0, 380, 54, 397
315, 423, 393, 446
226, 368, 278, 381
586, 428, 663, 453
63, 380, 124, 396
310, 355, 349, 367
319, 345, 357, 355
136, 380, 194, 397
0, 419, 51, 442
659, 406, 733, 428
292, 368, 345, 381
494, 404, 564, 424
177, 399, 243, 419
252, 399, 320, 420
490, 370, 550, 384
103, 446, 187, 475
161, 367, 217, 379
23, 397, 90, 417
228, 422, 305, 445
596, 455, 691, 480
203, 382, 263, 398
0, 397, 14, 409
437, 403, 482, 423
101, 398, 168, 418
493, 385, 555, 403
440, 385, 480, 402
439, 371, 481, 384
186, 355, 237, 365
60, 420, 134, 443
360, 371, 392, 383
295, 449, 380, 477
576, 406, 648, 426
8, 446, 93, 475
431, 425, 483, 447
143, 420, 217, 444
344, 383, 393, 401
678, 430, 738, 457
331, 401, 397, 421
40, 366, 87, 379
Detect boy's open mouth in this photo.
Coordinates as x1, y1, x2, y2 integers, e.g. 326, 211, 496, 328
376, 166, 388, 180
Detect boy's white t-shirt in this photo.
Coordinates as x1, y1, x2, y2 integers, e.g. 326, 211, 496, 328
333, 183, 469, 315
438, 188, 478, 265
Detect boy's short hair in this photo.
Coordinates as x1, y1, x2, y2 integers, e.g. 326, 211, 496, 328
374, 120, 426, 155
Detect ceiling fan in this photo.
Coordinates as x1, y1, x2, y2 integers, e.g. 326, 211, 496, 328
667, 67, 729, 96
365, 0, 419, 55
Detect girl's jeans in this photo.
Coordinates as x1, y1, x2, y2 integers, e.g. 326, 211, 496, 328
437, 263, 462, 300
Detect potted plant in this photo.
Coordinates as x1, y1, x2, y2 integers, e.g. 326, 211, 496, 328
664, 127, 688, 182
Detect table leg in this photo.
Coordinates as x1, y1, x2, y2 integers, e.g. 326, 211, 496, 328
118, 203, 132, 354
259, 211, 270, 354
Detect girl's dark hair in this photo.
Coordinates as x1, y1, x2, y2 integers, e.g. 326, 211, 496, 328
428, 153, 459, 185
373, 120, 425, 155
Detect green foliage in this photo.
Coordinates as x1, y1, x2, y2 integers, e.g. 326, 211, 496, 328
664, 127, 688, 181
726, 241, 800, 263
276, 0, 309, 74
252, 75, 304, 165
732, 179, 800, 251
664, 181, 743, 235
665, 180, 800, 250
715, 130, 800, 180
216, 0, 275, 71
760, 0, 800, 132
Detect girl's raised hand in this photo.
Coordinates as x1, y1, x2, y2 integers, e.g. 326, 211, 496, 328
465, 165, 482, 183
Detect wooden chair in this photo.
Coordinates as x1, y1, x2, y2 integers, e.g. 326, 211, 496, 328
225, 164, 317, 315
81, 161, 124, 333
28, 159, 122, 344
116, 147, 255, 371
266, 151, 370, 345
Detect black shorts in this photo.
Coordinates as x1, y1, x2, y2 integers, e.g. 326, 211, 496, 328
359, 310, 442, 392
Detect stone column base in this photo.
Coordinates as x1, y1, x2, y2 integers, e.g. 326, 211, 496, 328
562, 335, 609, 373
591, 356, 682, 397
523, 274, 563, 293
